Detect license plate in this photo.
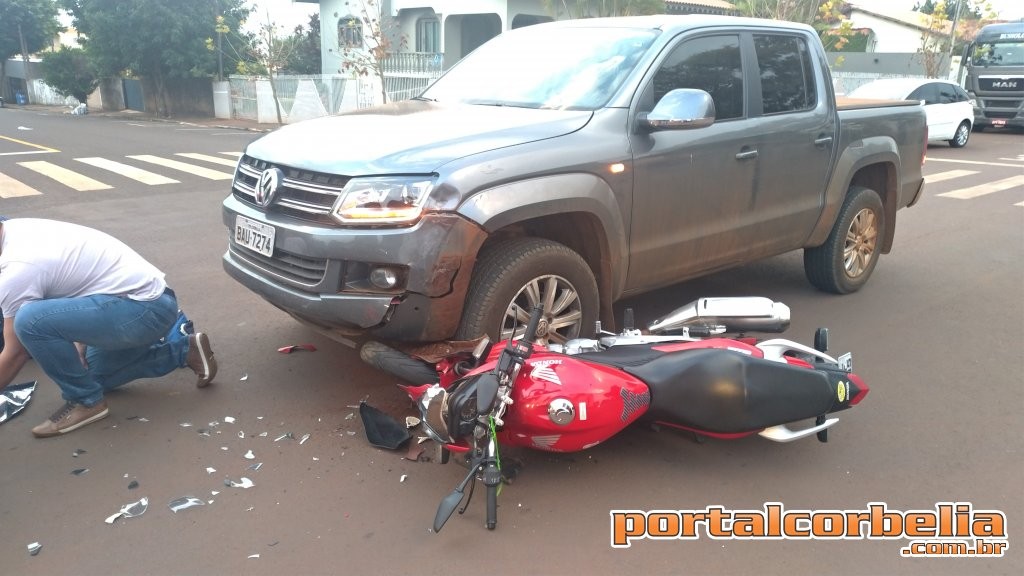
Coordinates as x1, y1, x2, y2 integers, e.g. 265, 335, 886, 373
235, 215, 275, 257
993, 119, 1006, 126
837, 352, 853, 371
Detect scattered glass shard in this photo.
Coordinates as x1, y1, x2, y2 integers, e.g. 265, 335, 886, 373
179, 422, 193, 428
346, 431, 356, 436
228, 477, 254, 489
406, 416, 421, 428
400, 474, 408, 483
27, 542, 41, 556
0, 380, 36, 424
211, 490, 219, 496
299, 433, 310, 445
105, 497, 149, 524
312, 457, 320, 461
73, 448, 86, 457
168, 496, 206, 513
206, 467, 216, 474
208, 421, 220, 427
247, 462, 263, 471
248, 554, 260, 559
244, 450, 255, 460
257, 416, 264, 420
240, 374, 248, 381
274, 433, 293, 442
220, 446, 229, 451
128, 480, 139, 490
71, 468, 89, 476
197, 429, 210, 437
238, 431, 245, 439
345, 413, 354, 420
258, 432, 268, 437
138, 417, 149, 423
224, 416, 236, 423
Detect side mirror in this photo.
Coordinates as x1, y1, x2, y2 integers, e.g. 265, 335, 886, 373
638, 88, 715, 132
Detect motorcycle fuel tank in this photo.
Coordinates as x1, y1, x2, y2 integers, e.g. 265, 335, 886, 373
498, 351, 650, 452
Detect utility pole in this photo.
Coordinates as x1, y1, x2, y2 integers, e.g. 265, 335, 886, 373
18, 23, 33, 104
946, 0, 965, 78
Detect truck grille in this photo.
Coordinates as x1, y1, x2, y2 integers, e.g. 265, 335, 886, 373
232, 155, 350, 225
228, 241, 329, 286
979, 77, 1022, 91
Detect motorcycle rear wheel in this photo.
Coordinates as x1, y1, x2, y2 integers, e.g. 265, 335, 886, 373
360, 341, 439, 385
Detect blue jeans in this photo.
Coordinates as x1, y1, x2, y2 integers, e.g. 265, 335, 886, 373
13, 291, 185, 406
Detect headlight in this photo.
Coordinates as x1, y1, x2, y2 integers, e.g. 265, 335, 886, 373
331, 176, 436, 225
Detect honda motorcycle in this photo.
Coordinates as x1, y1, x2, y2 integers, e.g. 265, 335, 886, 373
361, 297, 869, 533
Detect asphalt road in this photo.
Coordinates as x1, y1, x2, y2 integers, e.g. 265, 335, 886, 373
1, 107, 1022, 575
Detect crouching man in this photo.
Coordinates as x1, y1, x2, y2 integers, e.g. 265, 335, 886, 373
0, 217, 217, 437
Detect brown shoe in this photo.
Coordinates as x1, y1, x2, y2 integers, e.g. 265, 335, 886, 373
186, 333, 217, 388
32, 401, 109, 438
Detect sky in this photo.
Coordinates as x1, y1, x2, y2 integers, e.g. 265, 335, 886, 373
248, 0, 320, 32
850, 0, 1023, 20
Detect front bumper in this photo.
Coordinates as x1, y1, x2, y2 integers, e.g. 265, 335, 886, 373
221, 195, 487, 342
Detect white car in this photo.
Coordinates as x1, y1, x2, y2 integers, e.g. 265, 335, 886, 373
848, 78, 975, 148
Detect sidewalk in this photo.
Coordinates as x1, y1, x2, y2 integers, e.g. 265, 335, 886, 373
7, 103, 276, 133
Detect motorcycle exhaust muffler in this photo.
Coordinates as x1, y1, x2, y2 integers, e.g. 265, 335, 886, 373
648, 297, 790, 335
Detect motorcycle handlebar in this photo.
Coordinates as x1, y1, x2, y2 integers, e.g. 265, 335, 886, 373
522, 304, 544, 345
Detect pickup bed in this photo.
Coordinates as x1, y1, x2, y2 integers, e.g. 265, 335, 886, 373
222, 15, 927, 344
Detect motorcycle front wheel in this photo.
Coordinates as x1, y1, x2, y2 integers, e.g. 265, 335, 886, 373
360, 341, 440, 385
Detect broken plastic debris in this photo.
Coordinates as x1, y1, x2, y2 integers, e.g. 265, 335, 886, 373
211, 490, 220, 496
274, 433, 294, 442
224, 416, 236, 423
208, 421, 220, 427
400, 475, 408, 483
138, 417, 149, 422
179, 422, 193, 428
0, 380, 37, 424
206, 467, 217, 475
220, 446, 229, 451
248, 462, 263, 471
244, 450, 255, 460
277, 343, 317, 354
104, 497, 149, 524
197, 429, 210, 437
258, 432, 268, 437
227, 477, 255, 489
128, 480, 139, 490
73, 448, 86, 457
406, 416, 421, 428
27, 542, 41, 556
248, 554, 260, 559
299, 433, 310, 445
168, 496, 206, 513
238, 431, 245, 439
71, 468, 89, 476
240, 374, 248, 381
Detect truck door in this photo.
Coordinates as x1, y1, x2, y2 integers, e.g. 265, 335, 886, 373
743, 32, 835, 255
626, 33, 757, 290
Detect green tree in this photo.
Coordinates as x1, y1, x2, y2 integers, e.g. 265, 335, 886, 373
283, 14, 322, 75
40, 46, 98, 103
0, 0, 61, 102
62, 0, 250, 116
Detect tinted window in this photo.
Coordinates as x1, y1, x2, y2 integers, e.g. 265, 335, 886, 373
653, 35, 744, 120
754, 34, 817, 114
908, 83, 940, 104
937, 83, 960, 104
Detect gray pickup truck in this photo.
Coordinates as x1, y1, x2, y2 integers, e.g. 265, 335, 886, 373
221, 15, 926, 344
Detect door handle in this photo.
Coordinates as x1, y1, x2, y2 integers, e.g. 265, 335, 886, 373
735, 149, 758, 160
814, 136, 834, 147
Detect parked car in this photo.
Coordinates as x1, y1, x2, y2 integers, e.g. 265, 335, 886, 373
848, 78, 974, 148
222, 16, 926, 345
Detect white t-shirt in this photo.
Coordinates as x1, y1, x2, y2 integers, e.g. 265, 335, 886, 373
0, 218, 167, 318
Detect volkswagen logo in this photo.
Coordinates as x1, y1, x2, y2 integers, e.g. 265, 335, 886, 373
255, 168, 283, 208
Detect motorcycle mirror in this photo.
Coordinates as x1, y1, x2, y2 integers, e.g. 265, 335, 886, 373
476, 373, 500, 415
433, 488, 466, 533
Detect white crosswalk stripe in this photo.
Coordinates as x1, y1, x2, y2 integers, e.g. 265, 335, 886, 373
18, 160, 112, 191
76, 157, 179, 185
0, 171, 42, 197
937, 175, 1024, 200
127, 155, 234, 180
925, 169, 979, 184
175, 152, 240, 167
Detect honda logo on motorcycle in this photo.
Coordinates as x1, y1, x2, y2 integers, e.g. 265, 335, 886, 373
255, 167, 284, 207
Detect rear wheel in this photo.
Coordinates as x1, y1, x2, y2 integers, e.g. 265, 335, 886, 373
949, 121, 971, 148
455, 237, 598, 344
359, 341, 439, 384
804, 186, 884, 294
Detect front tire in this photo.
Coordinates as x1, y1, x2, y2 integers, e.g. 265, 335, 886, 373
455, 237, 598, 344
949, 121, 971, 148
360, 341, 439, 385
804, 186, 884, 294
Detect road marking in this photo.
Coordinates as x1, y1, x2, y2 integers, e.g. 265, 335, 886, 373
998, 158, 1024, 162
76, 157, 179, 185
926, 157, 1024, 169
938, 175, 1024, 200
127, 155, 233, 180
221, 152, 243, 156
18, 161, 112, 191
0, 172, 42, 197
175, 152, 239, 167
0, 134, 59, 153
0, 150, 55, 157
925, 169, 978, 184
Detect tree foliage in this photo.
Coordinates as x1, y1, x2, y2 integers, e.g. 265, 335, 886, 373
284, 14, 322, 75
337, 0, 406, 104
0, 0, 61, 100
61, 0, 250, 115
40, 46, 98, 103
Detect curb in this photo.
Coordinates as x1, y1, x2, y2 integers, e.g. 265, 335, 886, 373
6, 104, 274, 133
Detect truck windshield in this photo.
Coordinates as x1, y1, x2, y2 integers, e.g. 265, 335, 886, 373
421, 26, 659, 111
971, 41, 1024, 66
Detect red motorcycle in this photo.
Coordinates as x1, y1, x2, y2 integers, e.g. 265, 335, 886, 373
361, 297, 869, 532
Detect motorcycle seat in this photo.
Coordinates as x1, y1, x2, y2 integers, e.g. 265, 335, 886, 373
625, 348, 835, 434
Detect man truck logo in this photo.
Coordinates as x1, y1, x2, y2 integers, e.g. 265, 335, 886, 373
255, 168, 283, 207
